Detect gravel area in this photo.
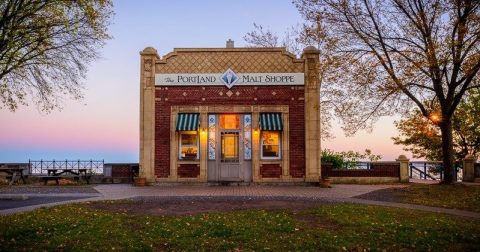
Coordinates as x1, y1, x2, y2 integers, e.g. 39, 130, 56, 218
0, 196, 97, 210
0, 186, 99, 194
88, 196, 338, 216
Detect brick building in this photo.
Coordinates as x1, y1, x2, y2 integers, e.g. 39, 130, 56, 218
139, 41, 321, 183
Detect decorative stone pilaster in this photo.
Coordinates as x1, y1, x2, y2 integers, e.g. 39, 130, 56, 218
302, 46, 321, 182
462, 155, 476, 182
396, 155, 410, 183
281, 105, 290, 180
252, 107, 260, 182
139, 47, 160, 183
199, 106, 208, 181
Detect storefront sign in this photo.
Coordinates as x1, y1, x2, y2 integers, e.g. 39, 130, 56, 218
155, 68, 304, 88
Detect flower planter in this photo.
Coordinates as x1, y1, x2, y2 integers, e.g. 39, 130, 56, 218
320, 178, 331, 188
134, 177, 146, 187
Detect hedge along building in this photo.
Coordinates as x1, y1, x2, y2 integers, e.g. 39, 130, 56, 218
139, 41, 321, 183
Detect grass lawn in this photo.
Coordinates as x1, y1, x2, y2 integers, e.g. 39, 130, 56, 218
396, 184, 480, 213
0, 202, 479, 251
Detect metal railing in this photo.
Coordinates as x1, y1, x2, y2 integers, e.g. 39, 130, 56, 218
330, 161, 373, 170
28, 160, 104, 175
328, 160, 464, 181
409, 161, 463, 181
330, 161, 402, 170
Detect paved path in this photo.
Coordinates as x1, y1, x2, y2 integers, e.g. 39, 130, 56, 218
93, 184, 405, 200
1, 184, 479, 219
0, 195, 97, 211
0, 186, 98, 194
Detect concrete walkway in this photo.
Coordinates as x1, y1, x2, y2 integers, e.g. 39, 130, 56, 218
1, 184, 479, 219
93, 184, 405, 200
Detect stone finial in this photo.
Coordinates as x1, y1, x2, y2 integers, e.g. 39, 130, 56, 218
464, 154, 477, 161
302, 45, 319, 53
140, 46, 158, 55
396, 155, 409, 161
226, 39, 234, 48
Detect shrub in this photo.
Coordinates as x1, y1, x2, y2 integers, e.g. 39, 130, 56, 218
321, 149, 382, 169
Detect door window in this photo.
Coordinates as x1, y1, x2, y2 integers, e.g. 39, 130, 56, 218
221, 132, 239, 163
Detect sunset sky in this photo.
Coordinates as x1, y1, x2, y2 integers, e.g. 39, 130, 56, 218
0, 0, 406, 163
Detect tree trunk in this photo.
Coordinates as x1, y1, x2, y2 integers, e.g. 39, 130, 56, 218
439, 118, 455, 184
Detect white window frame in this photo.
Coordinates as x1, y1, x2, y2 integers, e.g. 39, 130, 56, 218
260, 131, 282, 160
178, 131, 199, 160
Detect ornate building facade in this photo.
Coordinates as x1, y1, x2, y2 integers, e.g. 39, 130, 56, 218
139, 42, 321, 183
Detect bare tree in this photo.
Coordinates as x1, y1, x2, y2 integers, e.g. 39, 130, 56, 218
294, 0, 480, 183
244, 22, 340, 140
0, 0, 113, 112
244, 23, 280, 48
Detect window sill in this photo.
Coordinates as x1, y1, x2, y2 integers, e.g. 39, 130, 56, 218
177, 160, 200, 164
260, 160, 282, 164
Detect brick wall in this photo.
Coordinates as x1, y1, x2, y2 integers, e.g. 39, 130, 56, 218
177, 164, 200, 178
111, 164, 134, 178
260, 163, 282, 178
155, 86, 305, 178
155, 100, 171, 178
321, 162, 400, 177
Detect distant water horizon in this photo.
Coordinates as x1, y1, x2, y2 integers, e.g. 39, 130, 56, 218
0, 149, 138, 164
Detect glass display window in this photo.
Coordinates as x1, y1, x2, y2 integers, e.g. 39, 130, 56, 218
261, 131, 281, 159
179, 131, 199, 160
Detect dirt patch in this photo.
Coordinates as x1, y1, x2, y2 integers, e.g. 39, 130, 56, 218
87, 196, 335, 216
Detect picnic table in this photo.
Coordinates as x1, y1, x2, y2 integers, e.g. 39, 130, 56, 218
0, 165, 27, 185
41, 168, 92, 185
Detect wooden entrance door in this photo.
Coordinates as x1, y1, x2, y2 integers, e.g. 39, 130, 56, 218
219, 131, 242, 181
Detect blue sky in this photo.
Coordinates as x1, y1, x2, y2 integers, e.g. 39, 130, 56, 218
0, 0, 405, 162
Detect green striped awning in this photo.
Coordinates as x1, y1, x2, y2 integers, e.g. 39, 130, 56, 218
260, 113, 283, 131
176, 113, 200, 131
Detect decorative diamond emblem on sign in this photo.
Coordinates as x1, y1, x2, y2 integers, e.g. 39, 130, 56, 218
220, 68, 239, 89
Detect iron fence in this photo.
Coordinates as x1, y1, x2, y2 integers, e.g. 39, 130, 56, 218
28, 160, 104, 175
409, 161, 463, 181
329, 160, 464, 182
331, 161, 372, 170
331, 161, 403, 170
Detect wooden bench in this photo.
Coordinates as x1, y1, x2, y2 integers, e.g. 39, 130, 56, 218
78, 169, 92, 184
41, 168, 92, 185
5, 174, 28, 182
83, 174, 92, 184
0, 166, 28, 185
39, 175, 80, 185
